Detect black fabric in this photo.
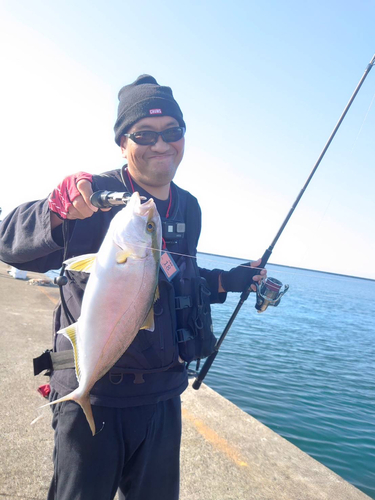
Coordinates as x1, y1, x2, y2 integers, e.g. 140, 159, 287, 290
173, 257, 217, 362
47, 390, 181, 500
125, 171, 221, 362
33, 350, 53, 375
114, 75, 186, 145
221, 261, 260, 292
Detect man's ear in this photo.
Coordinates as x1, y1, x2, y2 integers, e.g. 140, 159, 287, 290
120, 136, 127, 159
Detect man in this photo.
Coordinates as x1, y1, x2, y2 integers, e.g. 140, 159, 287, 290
0, 75, 266, 500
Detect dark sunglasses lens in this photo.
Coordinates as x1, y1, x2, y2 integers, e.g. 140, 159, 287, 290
131, 127, 184, 145
133, 131, 158, 145
162, 128, 184, 142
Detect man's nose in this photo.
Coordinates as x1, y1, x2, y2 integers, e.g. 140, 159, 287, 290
150, 135, 170, 151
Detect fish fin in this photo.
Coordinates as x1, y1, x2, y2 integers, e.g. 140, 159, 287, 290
76, 393, 96, 436
57, 323, 81, 381
140, 307, 155, 332
140, 286, 159, 331
116, 250, 132, 264
64, 254, 97, 273
40, 390, 96, 436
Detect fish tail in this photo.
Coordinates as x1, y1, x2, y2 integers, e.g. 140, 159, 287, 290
40, 389, 96, 436
76, 393, 96, 436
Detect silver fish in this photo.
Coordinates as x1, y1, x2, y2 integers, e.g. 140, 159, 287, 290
43, 192, 162, 435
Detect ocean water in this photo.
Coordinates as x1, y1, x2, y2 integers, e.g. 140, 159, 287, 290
46, 257, 375, 496
196, 253, 375, 499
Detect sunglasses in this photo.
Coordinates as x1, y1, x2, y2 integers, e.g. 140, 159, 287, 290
124, 127, 185, 146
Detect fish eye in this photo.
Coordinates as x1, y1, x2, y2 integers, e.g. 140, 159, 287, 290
146, 221, 155, 233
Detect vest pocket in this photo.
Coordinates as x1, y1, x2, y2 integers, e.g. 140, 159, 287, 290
177, 276, 217, 362
174, 258, 217, 363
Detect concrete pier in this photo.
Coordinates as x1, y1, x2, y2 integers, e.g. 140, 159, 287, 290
0, 261, 371, 500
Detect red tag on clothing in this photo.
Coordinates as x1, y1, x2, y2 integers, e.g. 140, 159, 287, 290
38, 384, 51, 399
160, 251, 179, 281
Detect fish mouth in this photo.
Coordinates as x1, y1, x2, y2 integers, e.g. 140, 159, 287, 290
144, 202, 157, 223
133, 193, 156, 219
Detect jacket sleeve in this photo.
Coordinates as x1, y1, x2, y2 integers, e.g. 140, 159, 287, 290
0, 198, 66, 272
199, 266, 227, 304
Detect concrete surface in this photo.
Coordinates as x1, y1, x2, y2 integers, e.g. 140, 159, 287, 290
0, 261, 371, 500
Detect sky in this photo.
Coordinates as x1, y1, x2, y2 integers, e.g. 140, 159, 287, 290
0, 0, 374, 279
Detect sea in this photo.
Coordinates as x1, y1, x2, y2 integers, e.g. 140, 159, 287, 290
46, 255, 375, 498
195, 253, 375, 499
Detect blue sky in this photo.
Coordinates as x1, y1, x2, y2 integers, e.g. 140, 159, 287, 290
1, 0, 374, 278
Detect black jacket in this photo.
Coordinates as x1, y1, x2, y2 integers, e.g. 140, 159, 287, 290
0, 168, 226, 407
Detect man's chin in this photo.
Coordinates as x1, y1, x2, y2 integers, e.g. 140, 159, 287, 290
150, 162, 178, 179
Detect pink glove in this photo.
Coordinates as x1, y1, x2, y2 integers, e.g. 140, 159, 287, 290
48, 172, 93, 219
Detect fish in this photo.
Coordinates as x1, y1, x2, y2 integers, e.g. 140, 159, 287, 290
42, 192, 162, 435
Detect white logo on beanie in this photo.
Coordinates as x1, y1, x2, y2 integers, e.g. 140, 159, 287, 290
149, 109, 162, 115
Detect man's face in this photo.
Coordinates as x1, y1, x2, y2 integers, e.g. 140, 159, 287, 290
120, 116, 185, 190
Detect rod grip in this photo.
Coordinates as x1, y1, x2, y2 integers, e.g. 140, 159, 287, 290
90, 190, 113, 208
260, 247, 272, 269
90, 190, 132, 208
192, 350, 219, 390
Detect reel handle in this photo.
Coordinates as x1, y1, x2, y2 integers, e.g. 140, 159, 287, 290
239, 247, 272, 302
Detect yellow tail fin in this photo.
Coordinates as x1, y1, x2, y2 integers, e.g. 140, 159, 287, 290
40, 389, 96, 436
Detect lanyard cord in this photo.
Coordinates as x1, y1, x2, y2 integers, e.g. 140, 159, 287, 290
126, 168, 172, 249
58, 220, 76, 325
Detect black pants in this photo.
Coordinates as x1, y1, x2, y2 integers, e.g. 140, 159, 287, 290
47, 390, 181, 500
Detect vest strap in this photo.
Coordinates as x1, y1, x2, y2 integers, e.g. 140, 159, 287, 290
175, 295, 192, 310
33, 350, 74, 375
176, 328, 195, 343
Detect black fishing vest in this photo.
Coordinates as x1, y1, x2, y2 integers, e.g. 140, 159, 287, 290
48, 170, 216, 386
103, 170, 217, 374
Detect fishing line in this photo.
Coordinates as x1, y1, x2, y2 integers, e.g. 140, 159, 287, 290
292, 197, 334, 270
117, 241, 373, 286
95, 422, 106, 435
30, 414, 45, 426
191, 53, 375, 390
297, 90, 375, 268
119, 241, 261, 272
350, 90, 375, 153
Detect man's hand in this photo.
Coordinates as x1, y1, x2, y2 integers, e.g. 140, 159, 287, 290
219, 258, 267, 293
48, 172, 110, 229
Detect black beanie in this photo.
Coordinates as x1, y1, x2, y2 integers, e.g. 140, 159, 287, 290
114, 74, 186, 146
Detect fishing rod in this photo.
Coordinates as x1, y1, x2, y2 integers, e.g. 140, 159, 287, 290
192, 52, 375, 390
90, 54, 374, 388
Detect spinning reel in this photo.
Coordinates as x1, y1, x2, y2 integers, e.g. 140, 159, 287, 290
255, 277, 289, 313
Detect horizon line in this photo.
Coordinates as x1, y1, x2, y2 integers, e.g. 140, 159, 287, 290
197, 251, 375, 283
